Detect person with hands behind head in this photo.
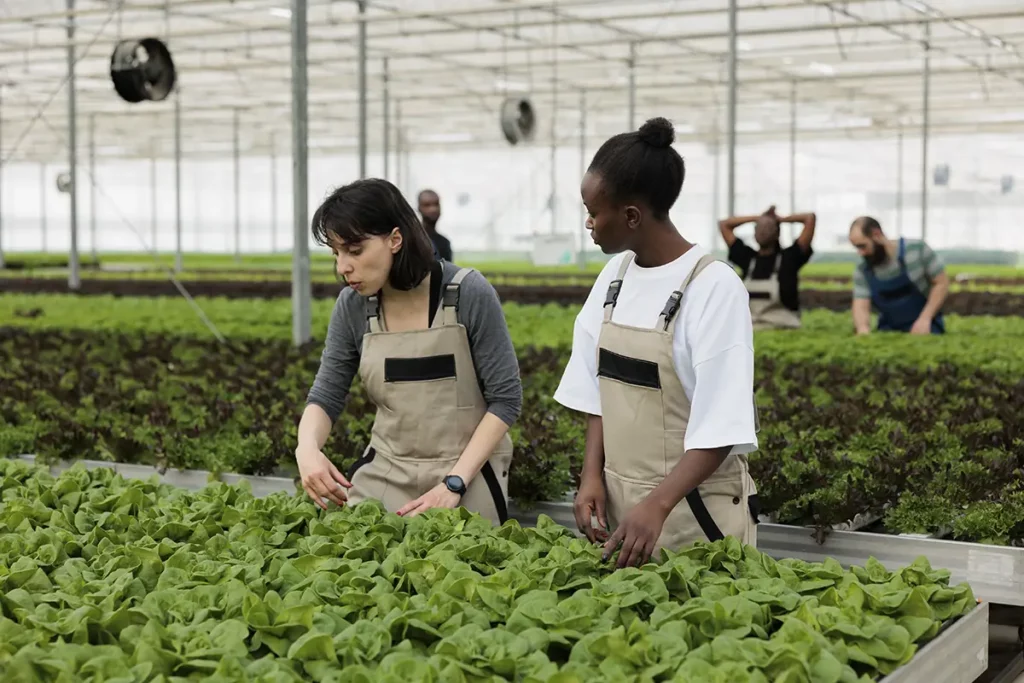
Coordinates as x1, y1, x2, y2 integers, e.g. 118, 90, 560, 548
296, 178, 522, 523
719, 205, 815, 330
554, 117, 760, 570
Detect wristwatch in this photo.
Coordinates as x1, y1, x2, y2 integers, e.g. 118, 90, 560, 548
442, 475, 467, 497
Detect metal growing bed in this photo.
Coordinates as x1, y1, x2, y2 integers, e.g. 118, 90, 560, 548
757, 523, 1024, 609
10, 456, 995, 683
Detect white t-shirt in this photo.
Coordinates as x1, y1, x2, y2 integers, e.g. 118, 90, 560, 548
554, 245, 758, 455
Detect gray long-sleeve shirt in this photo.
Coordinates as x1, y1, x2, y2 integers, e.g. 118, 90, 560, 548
306, 262, 523, 427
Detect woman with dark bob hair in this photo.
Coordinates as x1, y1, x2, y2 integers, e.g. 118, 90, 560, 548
296, 178, 522, 524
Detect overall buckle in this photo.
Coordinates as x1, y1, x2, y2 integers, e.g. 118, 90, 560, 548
604, 279, 623, 308
660, 291, 682, 329
366, 295, 380, 321
442, 284, 461, 310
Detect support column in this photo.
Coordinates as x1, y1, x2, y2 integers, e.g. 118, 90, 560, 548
726, 0, 738, 217
270, 133, 277, 253
40, 163, 48, 252
357, 0, 367, 179
921, 22, 931, 242
896, 128, 904, 237
395, 100, 403, 194
150, 150, 157, 251
67, 0, 80, 289
788, 81, 797, 243
291, 0, 312, 346
89, 114, 97, 258
627, 42, 636, 130
712, 133, 721, 251
383, 57, 390, 180
578, 90, 586, 269
233, 108, 241, 261
549, 32, 558, 236
0, 89, 4, 269
174, 90, 183, 272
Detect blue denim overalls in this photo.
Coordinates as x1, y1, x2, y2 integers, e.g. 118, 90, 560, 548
863, 238, 945, 334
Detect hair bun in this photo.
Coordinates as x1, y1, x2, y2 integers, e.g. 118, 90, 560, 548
638, 117, 675, 148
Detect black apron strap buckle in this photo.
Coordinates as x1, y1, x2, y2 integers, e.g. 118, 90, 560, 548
604, 279, 623, 308
442, 283, 461, 311
366, 295, 381, 321
660, 291, 683, 330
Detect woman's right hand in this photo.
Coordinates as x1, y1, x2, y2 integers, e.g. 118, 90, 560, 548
574, 473, 609, 544
296, 445, 353, 510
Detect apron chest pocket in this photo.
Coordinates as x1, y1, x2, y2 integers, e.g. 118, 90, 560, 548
384, 354, 456, 383
598, 348, 661, 390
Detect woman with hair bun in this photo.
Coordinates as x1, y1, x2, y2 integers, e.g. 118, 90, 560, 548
554, 117, 760, 568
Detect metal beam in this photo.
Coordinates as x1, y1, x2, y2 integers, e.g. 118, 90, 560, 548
40, 163, 47, 252
0, 88, 4, 269
0, 0, 893, 28
8, 3, 1011, 52
627, 42, 636, 130
233, 107, 241, 261
896, 128, 904, 237
357, 0, 367, 179
150, 152, 157, 250
270, 132, 277, 253
711, 132, 721, 252
382, 56, 390, 180
551, 11, 559, 236
66, 0, 80, 289
395, 100, 403, 195
174, 90, 183, 272
788, 80, 797, 243
578, 89, 586, 270
89, 114, 97, 259
291, 0, 312, 347
921, 22, 931, 242
726, 0, 738, 217
2, 61, 1010, 128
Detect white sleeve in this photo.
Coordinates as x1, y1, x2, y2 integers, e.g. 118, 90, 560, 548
552, 314, 602, 416
683, 267, 758, 454
552, 264, 613, 417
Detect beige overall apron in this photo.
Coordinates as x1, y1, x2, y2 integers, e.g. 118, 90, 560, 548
344, 268, 514, 525
745, 251, 802, 330
598, 253, 760, 552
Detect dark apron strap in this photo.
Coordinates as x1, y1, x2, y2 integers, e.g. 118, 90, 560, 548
685, 489, 725, 542
479, 462, 509, 524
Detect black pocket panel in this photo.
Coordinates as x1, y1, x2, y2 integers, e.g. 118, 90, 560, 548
384, 354, 457, 383
598, 348, 661, 390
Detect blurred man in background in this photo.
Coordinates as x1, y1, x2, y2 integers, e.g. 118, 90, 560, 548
720, 205, 816, 330
849, 216, 949, 335
417, 189, 453, 263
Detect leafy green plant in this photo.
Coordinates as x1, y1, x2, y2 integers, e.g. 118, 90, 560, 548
4, 296, 1024, 541
0, 459, 976, 682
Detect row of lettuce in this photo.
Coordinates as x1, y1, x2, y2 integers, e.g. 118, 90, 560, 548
3, 293, 1023, 544
0, 459, 977, 682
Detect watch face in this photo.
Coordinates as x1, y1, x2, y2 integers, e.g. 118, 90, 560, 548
445, 475, 466, 493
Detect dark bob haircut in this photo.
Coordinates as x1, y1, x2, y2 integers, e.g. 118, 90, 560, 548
587, 117, 685, 220
311, 178, 436, 291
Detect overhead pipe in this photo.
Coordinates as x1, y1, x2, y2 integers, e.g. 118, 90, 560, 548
5, 7, 1017, 58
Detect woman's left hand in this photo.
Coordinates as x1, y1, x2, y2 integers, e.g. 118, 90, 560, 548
396, 484, 462, 517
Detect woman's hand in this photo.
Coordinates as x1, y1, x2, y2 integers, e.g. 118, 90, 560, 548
396, 484, 461, 517
296, 445, 352, 510
602, 498, 669, 569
